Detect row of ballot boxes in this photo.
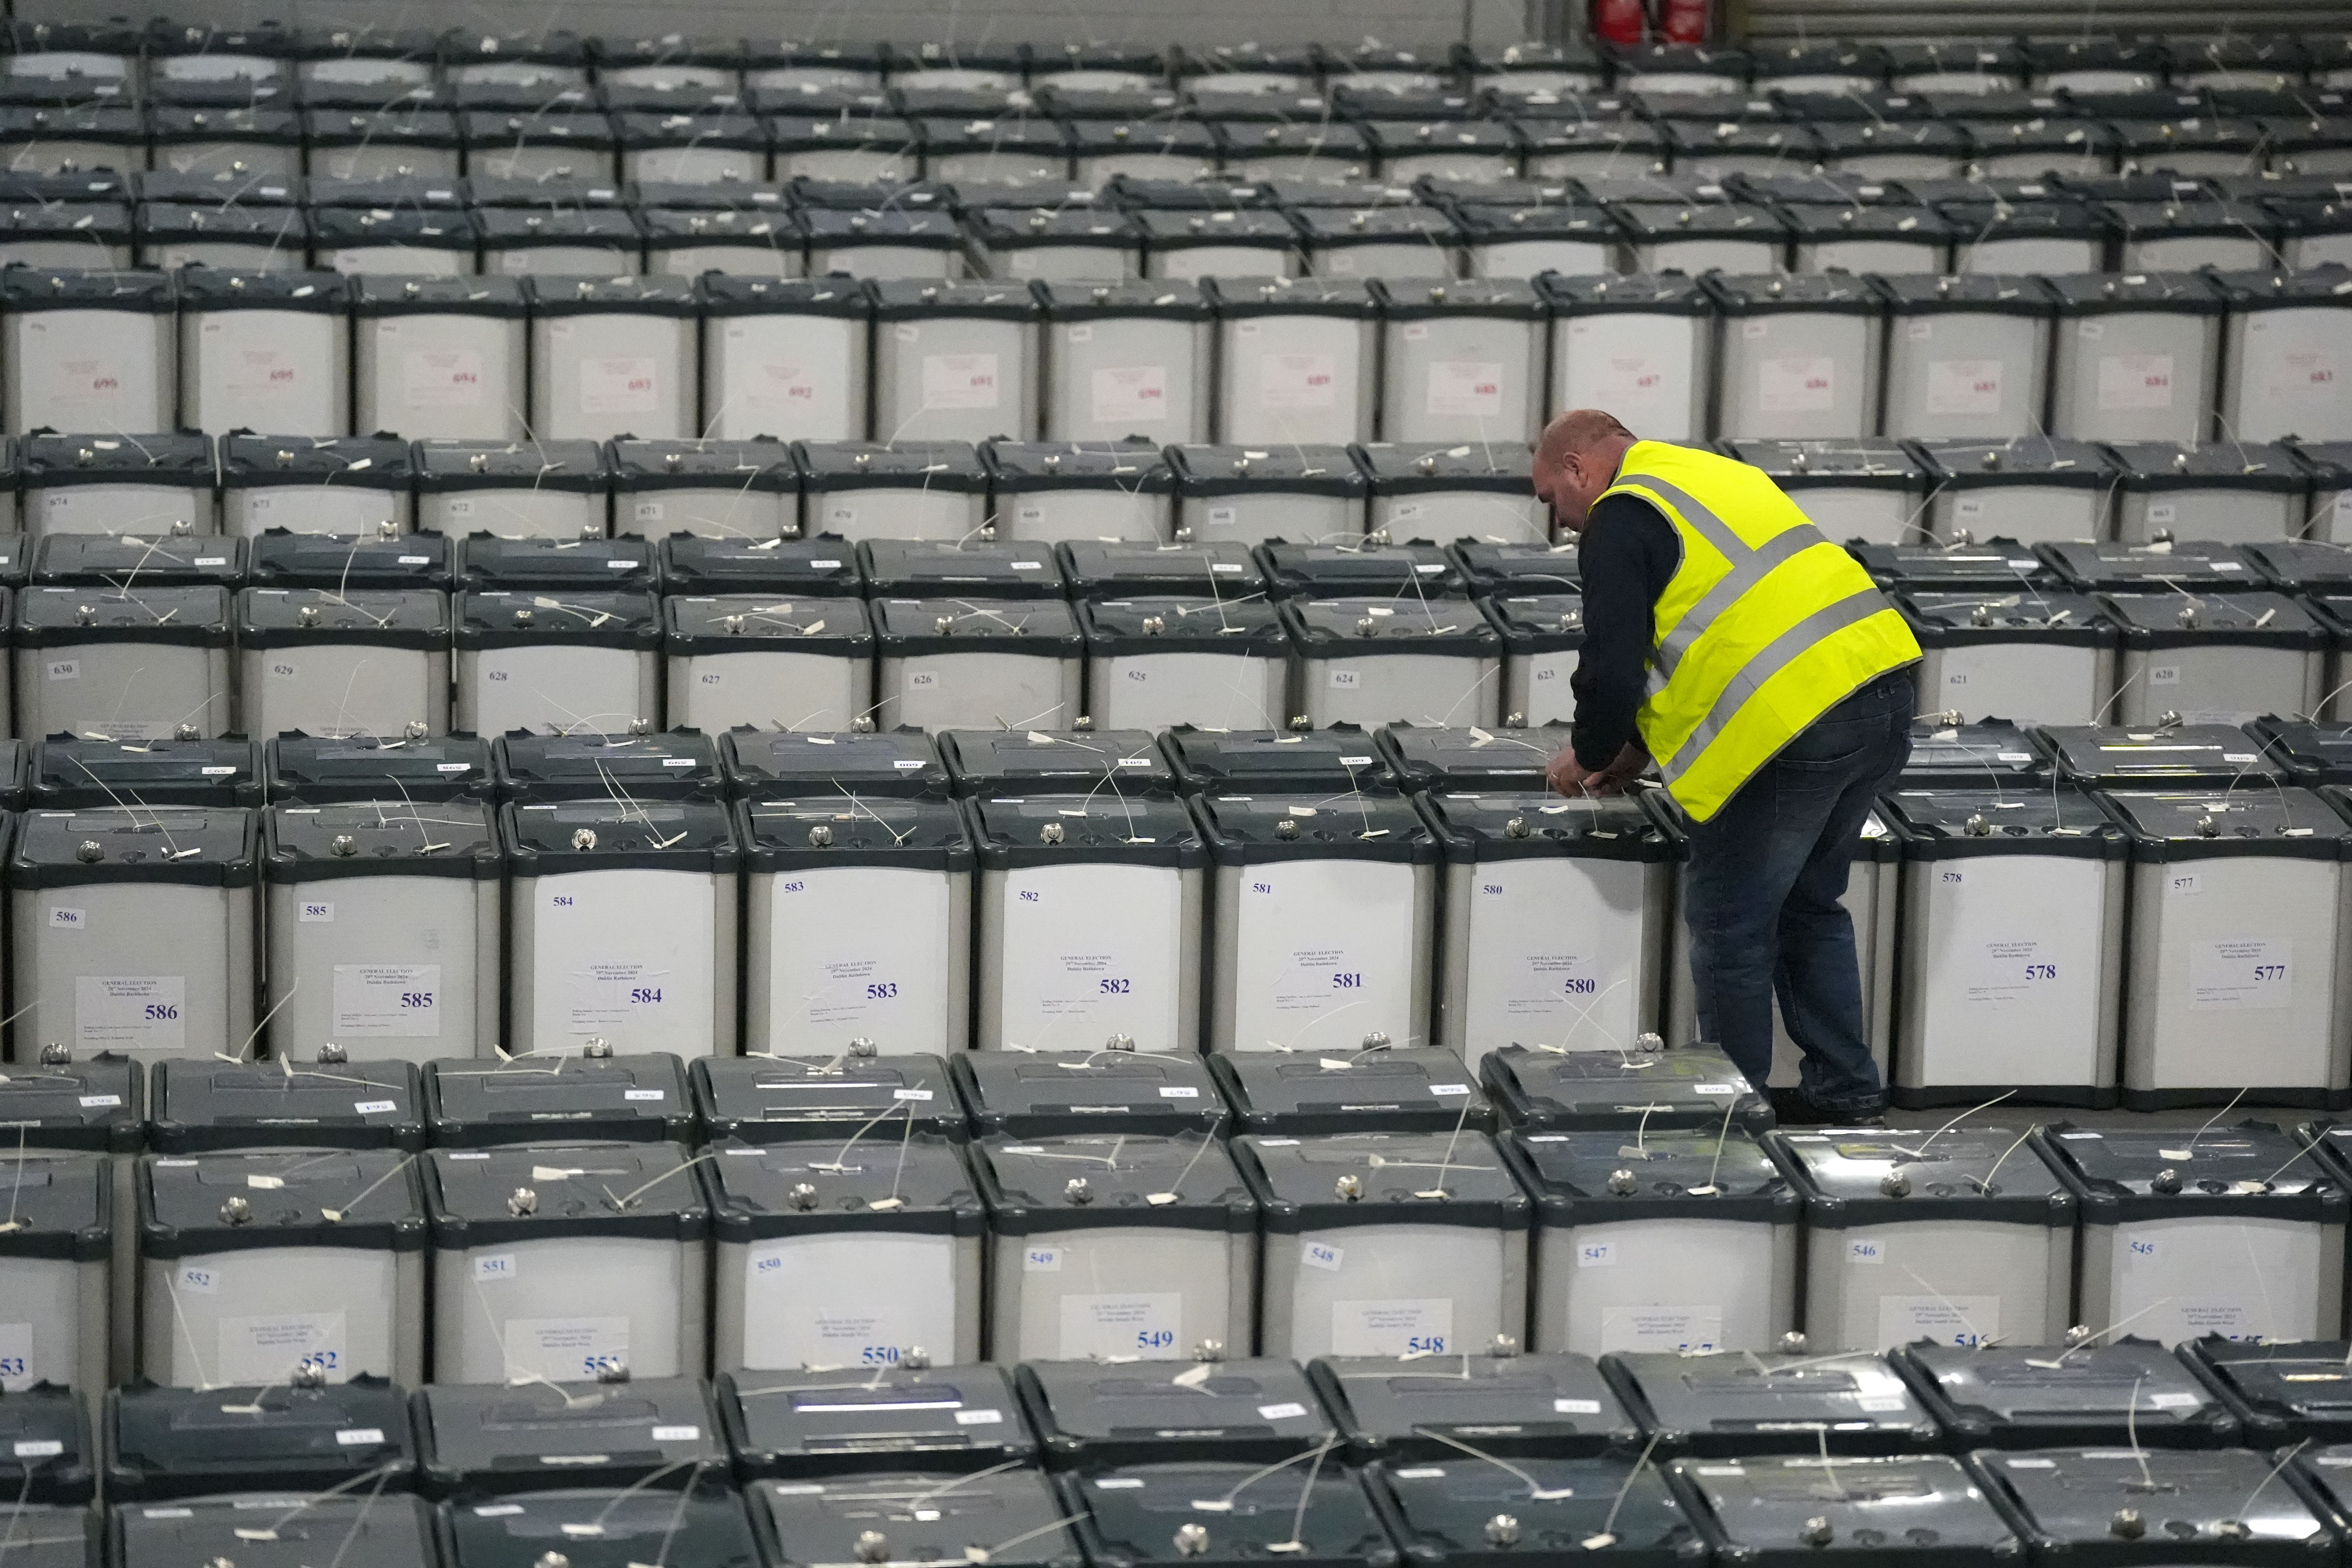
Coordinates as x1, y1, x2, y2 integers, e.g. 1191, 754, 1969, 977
2, 263, 2347, 447
8, 1058, 2352, 1388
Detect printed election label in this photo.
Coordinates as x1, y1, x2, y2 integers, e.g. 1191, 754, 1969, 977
921, 353, 1000, 410
44, 659, 77, 682
48, 906, 85, 930
1426, 361, 1504, 418
1302, 1240, 1344, 1272
222, 345, 301, 401
75, 976, 186, 1053
1332, 1297, 1453, 1357
1877, 1294, 2000, 1348
1058, 1292, 1181, 1358
1925, 359, 2004, 416
332, 964, 441, 1038
1757, 357, 1835, 413
1091, 365, 1169, 425
0, 1323, 34, 1390
2190, 938, 2292, 1010
1022, 1247, 1062, 1272
472, 1253, 518, 1282
955, 1409, 1004, 1425
2096, 353, 2175, 410
1598, 1305, 1722, 1354
1576, 1240, 1617, 1269
503, 1316, 630, 1381
1258, 352, 1339, 410
1593, 352, 1669, 406
579, 357, 660, 416
1554, 1398, 1603, 1414
754, 359, 822, 408
1964, 938, 2063, 1009
744, 1233, 952, 1370
216, 1312, 346, 1384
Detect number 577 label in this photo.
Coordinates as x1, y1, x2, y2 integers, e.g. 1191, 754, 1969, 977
2190, 938, 2292, 1012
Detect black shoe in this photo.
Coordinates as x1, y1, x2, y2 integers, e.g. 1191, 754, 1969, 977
1799, 1096, 1886, 1128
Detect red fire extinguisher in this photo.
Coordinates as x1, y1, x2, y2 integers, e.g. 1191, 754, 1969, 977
1591, 0, 1646, 46
1659, 0, 1710, 44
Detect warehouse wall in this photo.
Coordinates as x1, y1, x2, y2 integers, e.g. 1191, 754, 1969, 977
7, 0, 1546, 47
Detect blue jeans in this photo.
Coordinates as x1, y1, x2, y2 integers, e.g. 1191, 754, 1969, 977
1681, 669, 1916, 1103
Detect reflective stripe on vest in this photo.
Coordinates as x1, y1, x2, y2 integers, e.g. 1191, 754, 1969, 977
1601, 439, 1920, 821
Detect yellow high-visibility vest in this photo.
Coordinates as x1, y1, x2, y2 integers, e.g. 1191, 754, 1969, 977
1601, 439, 1920, 822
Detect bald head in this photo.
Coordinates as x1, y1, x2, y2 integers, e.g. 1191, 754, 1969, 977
1532, 408, 1637, 537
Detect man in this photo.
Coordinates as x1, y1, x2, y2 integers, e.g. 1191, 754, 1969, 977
1534, 410, 1920, 1123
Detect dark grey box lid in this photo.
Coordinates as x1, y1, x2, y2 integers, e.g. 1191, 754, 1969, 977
1977, 1446, 2333, 1552
860, 541, 1067, 600
423, 1139, 709, 1245
1367, 1453, 1696, 1562
416, 1376, 724, 1492
1670, 1452, 2015, 1550
1210, 1048, 1495, 1136
149, 1058, 423, 1154
105, 1376, 415, 1502
30, 735, 260, 809
752, 1469, 1077, 1568
1611, 1352, 1940, 1455
492, 729, 721, 802
692, 1051, 963, 1141
264, 799, 499, 882
1018, 1357, 1333, 1466
1376, 724, 1575, 792
115, 1492, 438, 1567
973, 1131, 1255, 1233
140, 1146, 424, 1257
940, 729, 1172, 795
424, 1054, 693, 1148
951, 1049, 1225, 1138
2034, 723, 2279, 784
0, 1149, 109, 1261
720, 727, 948, 799
1897, 1339, 2237, 1451
0, 1052, 142, 1153
1314, 1350, 1637, 1461
1071, 1462, 1394, 1568
446, 1486, 762, 1568
722, 1364, 1034, 1476
704, 1133, 982, 1241
264, 733, 492, 804
248, 534, 449, 595
659, 537, 857, 596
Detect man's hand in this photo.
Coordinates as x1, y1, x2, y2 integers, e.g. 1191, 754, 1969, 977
1590, 741, 1650, 795
1544, 747, 1593, 797
1547, 742, 1648, 798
